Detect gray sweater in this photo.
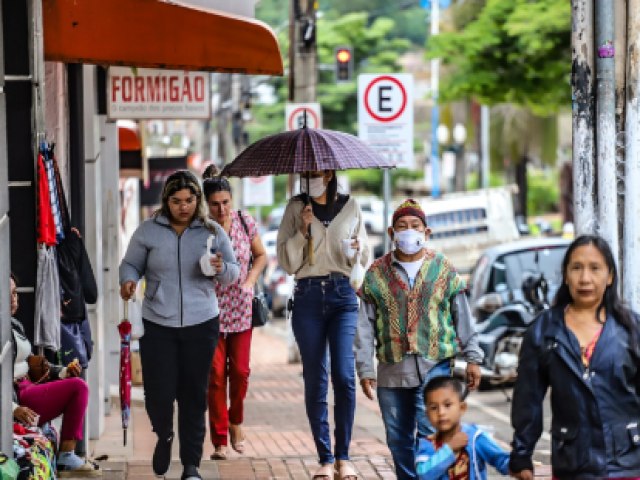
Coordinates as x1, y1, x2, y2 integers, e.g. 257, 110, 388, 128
119, 215, 239, 328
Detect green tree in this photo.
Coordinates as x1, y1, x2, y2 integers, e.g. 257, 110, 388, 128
428, 0, 571, 115
317, 12, 410, 133
428, 0, 570, 215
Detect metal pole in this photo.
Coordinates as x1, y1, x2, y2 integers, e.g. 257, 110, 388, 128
383, 169, 391, 253
571, 0, 596, 235
430, 0, 440, 198
480, 105, 489, 189
595, 0, 619, 262
614, 0, 626, 266
624, 0, 640, 310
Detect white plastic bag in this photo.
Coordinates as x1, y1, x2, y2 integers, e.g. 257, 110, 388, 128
350, 251, 365, 291
128, 298, 145, 340
199, 234, 217, 276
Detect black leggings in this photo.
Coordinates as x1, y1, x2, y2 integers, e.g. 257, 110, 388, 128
139, 318, 219, 467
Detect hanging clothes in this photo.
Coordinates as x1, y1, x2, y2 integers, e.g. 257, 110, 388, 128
41, 145, 64, 242
49, 145, 70, 232
34, 244, 61, 351
36, 152, 56, 246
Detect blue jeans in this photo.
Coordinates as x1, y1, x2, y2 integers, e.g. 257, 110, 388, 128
291, 275, 359, 465
377, 360, 452, 480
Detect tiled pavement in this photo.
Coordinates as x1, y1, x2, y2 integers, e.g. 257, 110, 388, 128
83, 323, 551, 479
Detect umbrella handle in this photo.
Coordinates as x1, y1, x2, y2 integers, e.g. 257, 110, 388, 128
123, 300, 128, 321
308, 236, 315, 266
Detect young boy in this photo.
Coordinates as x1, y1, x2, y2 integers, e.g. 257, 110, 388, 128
416, 376, 509, 480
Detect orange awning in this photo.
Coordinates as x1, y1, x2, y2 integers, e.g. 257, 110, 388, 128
118, 124, 141, 152
43, 0, 283, 75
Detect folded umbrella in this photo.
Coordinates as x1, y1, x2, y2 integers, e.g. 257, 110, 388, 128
118, 302, 132, 446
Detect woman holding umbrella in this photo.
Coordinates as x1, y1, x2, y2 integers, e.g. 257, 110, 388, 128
277, 170, 369, 480
119, 170, 239, 480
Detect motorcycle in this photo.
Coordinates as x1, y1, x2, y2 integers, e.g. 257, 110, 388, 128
454, 270, 550, 391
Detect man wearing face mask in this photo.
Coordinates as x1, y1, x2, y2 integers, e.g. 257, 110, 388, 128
277, 170, 369, 480
354, 199, 483, 480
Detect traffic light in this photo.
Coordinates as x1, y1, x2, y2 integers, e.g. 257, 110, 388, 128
334, 46, 353, 83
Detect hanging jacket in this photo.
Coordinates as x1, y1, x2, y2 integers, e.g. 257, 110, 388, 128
36, 154, 56, 246
510, 306, 640, 479
57, 229, 98, 323
415, 423, 510, 480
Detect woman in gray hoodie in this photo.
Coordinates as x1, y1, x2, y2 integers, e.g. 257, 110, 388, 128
119, 170, 239, 480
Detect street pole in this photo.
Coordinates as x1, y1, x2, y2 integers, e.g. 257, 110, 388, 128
430, 0, 440, 198
480, 105, 489, 189
614, 0, 626, 264
595, 0, 619, 263
571, 0, 596, 235
624, 0, 640, 310
287, 0, 317, 363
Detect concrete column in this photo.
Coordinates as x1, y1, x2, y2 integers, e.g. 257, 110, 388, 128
82, 65, 105, 439
0, 0, 12, 450
99, 116, 122, 403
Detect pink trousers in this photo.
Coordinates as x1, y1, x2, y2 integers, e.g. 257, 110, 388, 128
17, 376, 89, 441
208, 329, 252, 447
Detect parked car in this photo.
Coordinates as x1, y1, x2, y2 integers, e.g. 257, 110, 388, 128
467, 237, 570, 322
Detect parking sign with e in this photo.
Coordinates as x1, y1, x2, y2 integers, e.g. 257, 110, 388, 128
358, 74, 414, 169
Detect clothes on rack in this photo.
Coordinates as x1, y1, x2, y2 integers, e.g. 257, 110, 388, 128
36, 150, 56, 247
34, 244, 61, 351
41, 145, 64, 242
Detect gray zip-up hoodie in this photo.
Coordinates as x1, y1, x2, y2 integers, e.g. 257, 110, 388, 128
119, 215, 239, 327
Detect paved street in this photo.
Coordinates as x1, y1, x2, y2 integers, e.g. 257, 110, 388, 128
85, 319, 551, 479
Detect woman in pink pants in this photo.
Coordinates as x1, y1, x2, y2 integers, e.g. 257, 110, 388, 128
10, 274, 97, 476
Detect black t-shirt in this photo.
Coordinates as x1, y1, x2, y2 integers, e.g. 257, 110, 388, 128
311, 194, 349, 227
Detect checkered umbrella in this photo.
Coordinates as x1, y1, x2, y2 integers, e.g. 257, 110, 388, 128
220, 127, 395, 177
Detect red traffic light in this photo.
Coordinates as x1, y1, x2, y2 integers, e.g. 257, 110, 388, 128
336, 48, 351, 63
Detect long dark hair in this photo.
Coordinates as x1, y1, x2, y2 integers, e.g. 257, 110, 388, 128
554, 234, 637, 346
203, 177, 232, 200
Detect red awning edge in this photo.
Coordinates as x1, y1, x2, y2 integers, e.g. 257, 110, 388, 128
43, 0, 284, 76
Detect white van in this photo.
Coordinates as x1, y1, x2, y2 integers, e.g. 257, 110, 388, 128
418, 186, 520, 274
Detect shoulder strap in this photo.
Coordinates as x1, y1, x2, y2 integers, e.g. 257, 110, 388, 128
237, 210, 250, 238
237, 210, 254, 267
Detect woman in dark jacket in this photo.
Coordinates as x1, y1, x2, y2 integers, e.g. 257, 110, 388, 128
510, 235, 640, 480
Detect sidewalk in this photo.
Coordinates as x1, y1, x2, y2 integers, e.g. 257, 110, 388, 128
83, 322, 551, 479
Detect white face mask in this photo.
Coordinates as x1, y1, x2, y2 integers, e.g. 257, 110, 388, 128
301, 176, 327, 198
393, 229, 426, 255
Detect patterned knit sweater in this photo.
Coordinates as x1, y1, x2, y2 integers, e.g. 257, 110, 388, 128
358, 249, 466, 364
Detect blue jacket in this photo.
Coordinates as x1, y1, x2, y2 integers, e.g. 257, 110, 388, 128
119, 215, 239, 327
511, 307, 640, 479
416, 423, 510, 480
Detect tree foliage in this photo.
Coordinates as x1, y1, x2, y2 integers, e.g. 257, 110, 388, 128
428, 0, 571, 116
316, 13, 410, 133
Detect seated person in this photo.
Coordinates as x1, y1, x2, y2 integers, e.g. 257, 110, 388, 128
10, 274, 100, 476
